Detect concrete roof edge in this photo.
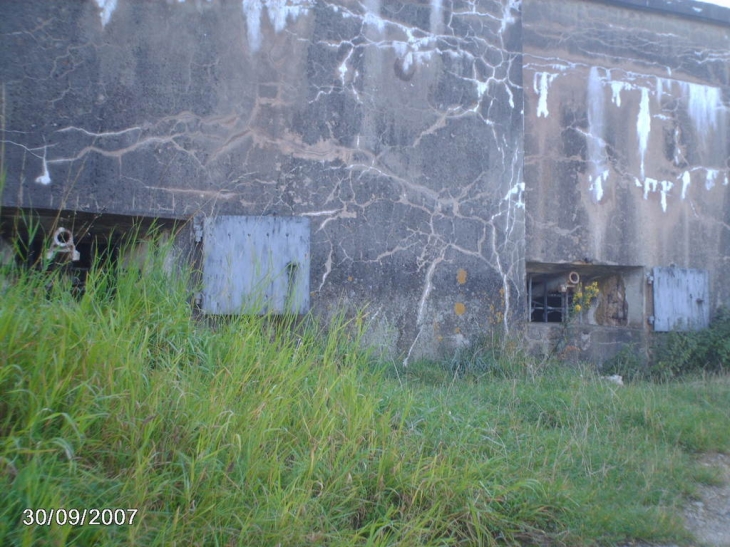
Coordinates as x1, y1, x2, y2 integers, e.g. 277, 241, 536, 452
592, 0, 730, 26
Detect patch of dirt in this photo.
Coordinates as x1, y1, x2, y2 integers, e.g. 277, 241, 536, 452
617, 453, 730, 547
681, 453, 730, 547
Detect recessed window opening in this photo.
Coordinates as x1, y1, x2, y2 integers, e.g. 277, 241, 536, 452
527, 262, 644, 327
1, 208, 177, 297
528, 272, 579, 322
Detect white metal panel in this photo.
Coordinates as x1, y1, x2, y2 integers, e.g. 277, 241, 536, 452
201, 216, 310, 314
652, 267, 709, 331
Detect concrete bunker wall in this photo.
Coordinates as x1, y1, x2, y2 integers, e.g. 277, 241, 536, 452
3, 0, 729, 364
523, 0, 730, 363
0, 0, 524, 362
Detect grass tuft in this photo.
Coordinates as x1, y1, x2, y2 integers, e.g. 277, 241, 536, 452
1, 236, 729, 546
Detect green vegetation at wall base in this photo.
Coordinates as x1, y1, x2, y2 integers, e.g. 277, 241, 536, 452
1, 239, 729, 546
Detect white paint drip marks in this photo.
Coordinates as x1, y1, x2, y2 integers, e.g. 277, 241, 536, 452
637, 87, 651, 179
705, 168, 718, 190
242, 0, 314, 52
589, 170, 608, 203
681, 171, 691, 199
534, 72, 557, 118
93, 0, 118, 27
643, 177, 673, 212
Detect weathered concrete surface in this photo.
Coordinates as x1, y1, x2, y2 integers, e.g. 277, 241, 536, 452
3, 0, 730, 363
0, 0, 524, 361
523, 0, 730, 361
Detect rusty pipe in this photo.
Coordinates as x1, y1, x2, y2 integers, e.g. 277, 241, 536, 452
531, 271, 581, 297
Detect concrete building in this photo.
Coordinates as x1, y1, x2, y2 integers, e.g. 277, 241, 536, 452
1, 0, 728, 364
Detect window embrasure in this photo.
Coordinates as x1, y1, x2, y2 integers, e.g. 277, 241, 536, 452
527, 262, 644, 327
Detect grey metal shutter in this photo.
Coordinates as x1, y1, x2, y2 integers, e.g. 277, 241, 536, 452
652, 267, 709, 331
201, 216, 310, 314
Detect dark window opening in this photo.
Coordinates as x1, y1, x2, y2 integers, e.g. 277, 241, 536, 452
527, 262, 644, 327
528, 273, 577, 323
1, 207, 178, 297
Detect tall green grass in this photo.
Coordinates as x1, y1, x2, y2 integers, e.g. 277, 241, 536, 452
399, 360, 730, 545
0, 237, 568, 546
1, 236, 729, 546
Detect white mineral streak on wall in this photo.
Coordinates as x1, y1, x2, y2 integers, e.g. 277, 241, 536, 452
242, 0, 263, 51
389, 30, 435, 71
93, 0, 118, 27
588, 171, 608, 202
587, 67, 608, 202
430, 0, 443, 35
364, 0, 385, 32
534, 72, 557, 118
680, 80, 723, 135
35, 150, 51, 186
94, 0, 213, 28
361, 0, 438, 74
266, 0, 307, 33
501, 0, 520, 32
681, 171, 691, 199
656, 78, 723, 136
643, 178, 673, 212
503, 181, 525, 209
655, 76, 666, 106
338, 47, 354, 83
659, 180, 673, 212
610, 80, 632, 107
538, 66, 726, 211
637, 87, 651, 180
242, 0, 314, 52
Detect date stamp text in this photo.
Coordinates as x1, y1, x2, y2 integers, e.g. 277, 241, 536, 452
22, 508, 138, 527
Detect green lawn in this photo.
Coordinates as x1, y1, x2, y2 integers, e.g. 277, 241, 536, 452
1, 242, 729, 546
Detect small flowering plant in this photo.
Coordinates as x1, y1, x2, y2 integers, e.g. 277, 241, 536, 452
571, 281, 599, 318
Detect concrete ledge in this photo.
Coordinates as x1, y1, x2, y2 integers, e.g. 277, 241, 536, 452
595, 0, 730, 26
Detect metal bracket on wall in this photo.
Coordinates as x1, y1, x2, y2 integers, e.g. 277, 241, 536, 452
45, 227, 80, 262
193, 215, 205, 244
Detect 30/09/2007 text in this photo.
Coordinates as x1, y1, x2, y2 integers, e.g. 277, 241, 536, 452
22, 508, 138, 527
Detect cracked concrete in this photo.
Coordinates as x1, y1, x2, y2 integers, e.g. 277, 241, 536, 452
1, 0, 729, 363
0, 0, 524, 362
522, 0, 730, 363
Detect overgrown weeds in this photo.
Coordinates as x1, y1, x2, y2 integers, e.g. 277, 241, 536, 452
0, 235, 568, 546
601, 309, 730, 382
1, 236, 729, 546
651, 308, 730, 380
397, 361, 730, 545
